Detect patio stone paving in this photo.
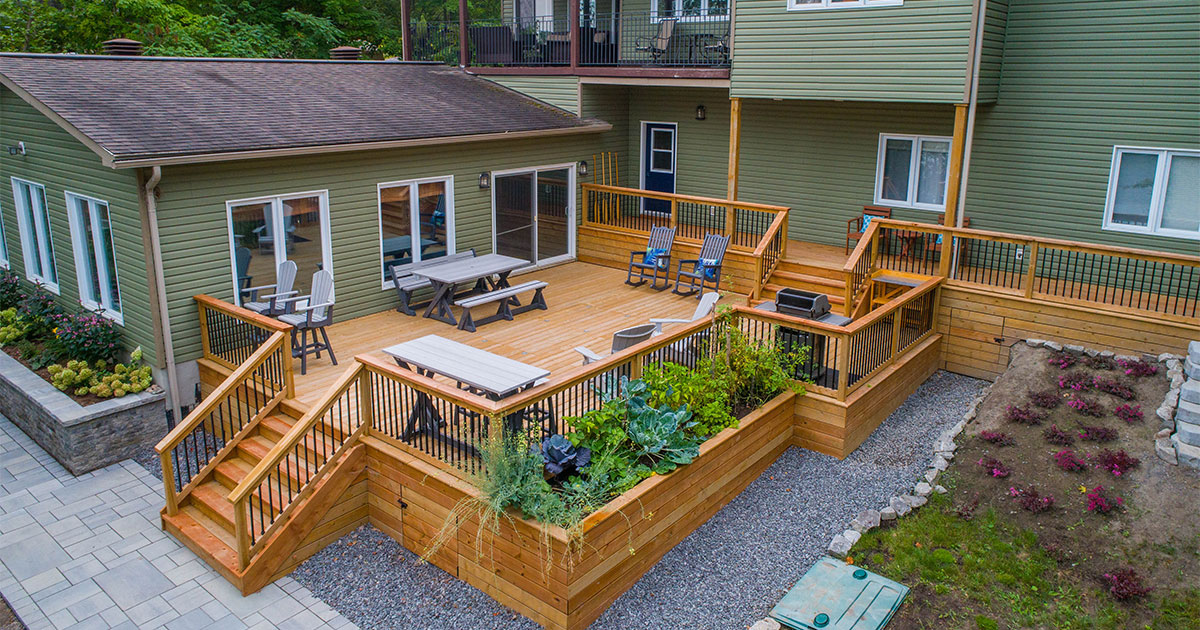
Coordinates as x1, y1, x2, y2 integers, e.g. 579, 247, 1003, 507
0, 414, 357, 630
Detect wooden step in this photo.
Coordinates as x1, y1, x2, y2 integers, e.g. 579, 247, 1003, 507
163, 507, 240, 582
236, 436, 317, 488
770, 270, 844, 289
214, 457, 255, 490
191, 481, 238, 533
776, 258, 846, 280
257, 416, 343, 461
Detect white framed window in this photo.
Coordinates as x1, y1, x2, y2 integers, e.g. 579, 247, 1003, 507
11, 178, 58, 291
1102, 147, 1199, 240
226, 190, 333, 305
654, 0, 728, 20
789, 0, 902, 11
66, 192, 122, 323
874, 134, 951, 212
377, 176, 455, 288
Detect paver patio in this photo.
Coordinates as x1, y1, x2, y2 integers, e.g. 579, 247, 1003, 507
0, 414, 356, 630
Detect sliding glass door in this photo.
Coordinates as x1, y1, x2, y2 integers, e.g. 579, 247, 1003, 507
227, 191, 331, 305
378, 177, 454, 285
492, 165, 574, 267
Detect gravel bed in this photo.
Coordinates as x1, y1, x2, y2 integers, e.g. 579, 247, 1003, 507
293, 370, 986, 629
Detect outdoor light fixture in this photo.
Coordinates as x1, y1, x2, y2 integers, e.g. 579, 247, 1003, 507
479, 172, 490, 189
695, 105, 706, 121
578, 160, 588, 177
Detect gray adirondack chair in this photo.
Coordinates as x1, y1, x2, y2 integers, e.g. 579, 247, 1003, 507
241, 260, 298, 316
574, 323, 658, 364
650, 291, 720, 334
277, 270, 336, 375
234, 247, 253, 292
674, 233, 730, 298
626, 226, 677, 290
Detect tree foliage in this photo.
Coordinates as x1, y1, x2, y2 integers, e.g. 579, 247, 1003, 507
0, 0, 501, 59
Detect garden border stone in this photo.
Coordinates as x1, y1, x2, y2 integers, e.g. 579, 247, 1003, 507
0, 349, 166, 475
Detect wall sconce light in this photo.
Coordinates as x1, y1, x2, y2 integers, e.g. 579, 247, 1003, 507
6, 141, 26, 156
695, 105, 706, 121
578, 160, 588, 177
479, 172, 490, 189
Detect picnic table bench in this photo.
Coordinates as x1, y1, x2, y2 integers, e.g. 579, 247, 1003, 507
454, 280, 548, 332
388, 250, 475, 316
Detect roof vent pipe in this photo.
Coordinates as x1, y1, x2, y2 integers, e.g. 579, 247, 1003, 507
329, 46, 362, 60
102, 38, 143, 56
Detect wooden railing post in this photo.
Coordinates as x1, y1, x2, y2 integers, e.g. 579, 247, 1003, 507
160, 450, 178, 515
234, 499, 250, 570
670, 198, 679, 230
1024, 240, 1039, 299
358, 369, 373, 436
725, 204, 736, 239
889, 304, 903, 358
836, 337, 850, 402
937, 228, 953, 278
630, 354, 644, 381
581, 185, 591, 228
843, 273, 854, 318
197, 302, 211, 360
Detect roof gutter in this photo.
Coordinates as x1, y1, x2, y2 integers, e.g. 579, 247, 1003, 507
956, 0, 987, 228
144, 166, 182, 428
110, 122, 612, 169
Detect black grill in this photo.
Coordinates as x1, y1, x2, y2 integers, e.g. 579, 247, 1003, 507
776, 288, 831, 320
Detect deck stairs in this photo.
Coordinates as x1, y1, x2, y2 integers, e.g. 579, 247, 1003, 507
161, 359, 365, 594
759, 258, 848, 307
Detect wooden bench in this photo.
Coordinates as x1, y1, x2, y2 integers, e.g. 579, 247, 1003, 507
454, 280, 549, 333
389, 250, 475, 315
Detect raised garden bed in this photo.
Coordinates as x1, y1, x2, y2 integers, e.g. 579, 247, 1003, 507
856, 343, 1199, 628
367, 389, 797, 630
0, 349, 166, 475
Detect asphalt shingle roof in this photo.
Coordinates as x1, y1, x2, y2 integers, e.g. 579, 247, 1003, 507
0, 54, 606, 165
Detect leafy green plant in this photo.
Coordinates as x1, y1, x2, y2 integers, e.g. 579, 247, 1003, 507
538, 434, 590, 477
45, 347, 152, 398
0, 270, 22, 310
643, 361, 735, 438
626, 389, 701, 474
17, 285, 62, 339
0, 308, 28, 345
50, 310, 122, 364
703, 308, 806, 410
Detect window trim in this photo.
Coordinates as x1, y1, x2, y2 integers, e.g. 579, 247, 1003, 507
874, 133, 952, 212
653, 0, 730, 21
0, 200, 9, 269
65, 191, 123, 324
11, 177, 59, 292
376, 175, 456, 290
1102, 146, 1200, 241
788, 0, 903, 12
224, 189, 334, 305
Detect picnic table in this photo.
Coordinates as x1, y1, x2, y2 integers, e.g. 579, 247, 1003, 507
382, 335, 552, 454
413, 253, 529, 326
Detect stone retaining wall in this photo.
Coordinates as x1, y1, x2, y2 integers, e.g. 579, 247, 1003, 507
0, 351, 167, 475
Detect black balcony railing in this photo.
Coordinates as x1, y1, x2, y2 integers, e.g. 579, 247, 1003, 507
409, 12, 730, 68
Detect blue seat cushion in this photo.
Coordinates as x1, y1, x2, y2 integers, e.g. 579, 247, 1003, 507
696, 257, 719, 280
644, 247, 668, 268
861, 214, 873, 230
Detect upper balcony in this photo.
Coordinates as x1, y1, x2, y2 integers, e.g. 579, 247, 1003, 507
402, 7, 731, 79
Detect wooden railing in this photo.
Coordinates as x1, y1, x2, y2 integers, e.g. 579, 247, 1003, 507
842, 219, 1200, 323
581, 183, 789, 297
228, 364, 367, 568
156, 297, 294, 516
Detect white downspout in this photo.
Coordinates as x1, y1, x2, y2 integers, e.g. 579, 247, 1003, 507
145, 166, 181, 428
956, 0, 987, 228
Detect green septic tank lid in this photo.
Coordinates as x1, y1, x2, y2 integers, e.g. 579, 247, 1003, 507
769, 557, 909, 630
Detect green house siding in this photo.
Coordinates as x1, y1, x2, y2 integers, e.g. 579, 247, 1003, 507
976, 0, 1009, 103
627, 87, 731, 200
486, 76, 580, 113
731, 0, 974, 103
0, 87, 157, 364
157, 134, 603, 363
963, 0, 1200, 256
738, 99, 955, 246
580, 84, 634, 187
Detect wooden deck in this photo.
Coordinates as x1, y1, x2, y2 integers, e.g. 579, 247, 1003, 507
784, 239, 850, 269
289, 262, 729, 406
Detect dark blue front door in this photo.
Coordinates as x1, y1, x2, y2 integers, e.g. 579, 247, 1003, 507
642, 122, 676, 214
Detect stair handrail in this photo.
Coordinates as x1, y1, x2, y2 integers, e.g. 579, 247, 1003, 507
155, 330, 291, 516
228, 362, 369, 568
752, 207, 789, 299
841, 219, 882, 316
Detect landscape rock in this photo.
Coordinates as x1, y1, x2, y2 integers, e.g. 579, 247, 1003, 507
1158, 404, 1177, 423
1116, 354, 1137, 363
880, 506, 897, 521
1155, 437, 1178, 466
1172, 434, 1200, 469
924, 469, 939, 484
1143, 353, 1161, 364
931, 455, 950, 471
857, 509, 882, 529
827, 534, 853, 558
914, 482, 932, 497
1186, 359, 1200, 380
890, 496, 912, 517
1156, 427, 1174, 439
1045, 341, 1063, 351
1173, 420, 1200, 448
750, 619, 782, 630
1025, 339, 1046, 347
1066, 344, 1085, 355
1099, 350, 1115, 358
934, 485, 948, 494
908, 494, 928, 508
1084, 347, 1100, 358
843, 530, 862, 545
1182, 380, 1200, 405
1172, 374, 1186, 389
1166, 358, 1182, 371
1167, 387, 1181, 407
1160, 353, 1181, 363
1176, 400, 1200, 425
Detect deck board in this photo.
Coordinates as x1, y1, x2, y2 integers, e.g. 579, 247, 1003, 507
290, 263, 726, 406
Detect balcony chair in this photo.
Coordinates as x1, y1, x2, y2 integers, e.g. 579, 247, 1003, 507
241, 260, 297, 316
702, 27, 730, 64
635, 18, 677, 63
573, 323, 658, 364
649, 291, 720, 334
846, 206, 891, 254
627, 226, 677, 290
673, 233, 730, 299
234, 247, 253, 293
276, 270, 336, 375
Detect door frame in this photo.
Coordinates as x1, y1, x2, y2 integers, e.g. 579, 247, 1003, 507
490, 162, 577, 269
225, 189, 333, 306
638, 121, 678, 215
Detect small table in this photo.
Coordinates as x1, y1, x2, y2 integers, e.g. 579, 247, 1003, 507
413, 254, 530, 326
382, 335, 552, 453
893, 230, 927, 260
